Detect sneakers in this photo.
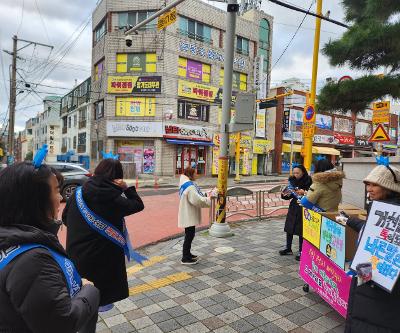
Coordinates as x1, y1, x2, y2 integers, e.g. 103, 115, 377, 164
279, 248, 293, 255
190, 254, 198, 260
181, 258, 198, 265
295, 253, 301, 261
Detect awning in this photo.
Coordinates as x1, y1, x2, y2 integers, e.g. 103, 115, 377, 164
282, 143, 340, 155
165, 139, 214, 146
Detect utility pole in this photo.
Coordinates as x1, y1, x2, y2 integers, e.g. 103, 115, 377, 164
4, 36, 53, 165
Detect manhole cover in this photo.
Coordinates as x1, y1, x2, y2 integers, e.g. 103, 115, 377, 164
214, 246, 235, 253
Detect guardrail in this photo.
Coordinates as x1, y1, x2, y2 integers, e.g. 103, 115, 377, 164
208, 186, 289, 224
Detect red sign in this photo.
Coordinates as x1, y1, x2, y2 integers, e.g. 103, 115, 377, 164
334, 133, 355, 145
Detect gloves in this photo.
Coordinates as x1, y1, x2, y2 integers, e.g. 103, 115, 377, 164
335, 215, 348, 225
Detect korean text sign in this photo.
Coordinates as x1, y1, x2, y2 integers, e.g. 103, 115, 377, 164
320, 217, 346, 269
303, 208, 322, 248
300, 240, 352, 318
351, 201, 400, 292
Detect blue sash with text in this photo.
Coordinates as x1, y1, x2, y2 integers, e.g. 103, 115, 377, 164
75, 187, 147, 264
0, 244, 82, 297
179, 181, 204, 198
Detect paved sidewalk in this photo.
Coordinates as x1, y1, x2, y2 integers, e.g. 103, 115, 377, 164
96, 219, 345, 333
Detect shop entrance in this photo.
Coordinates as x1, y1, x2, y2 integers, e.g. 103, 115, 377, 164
176, 145, 206, 175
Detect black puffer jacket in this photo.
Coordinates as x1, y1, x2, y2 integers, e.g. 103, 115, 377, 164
345, 197, 400, 333
62, 176, 144, 306
0, 224, 100, 333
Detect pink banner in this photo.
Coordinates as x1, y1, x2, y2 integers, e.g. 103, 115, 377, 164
299, 240, 352, 318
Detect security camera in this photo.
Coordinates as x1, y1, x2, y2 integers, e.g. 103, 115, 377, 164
125, 35, 133, 47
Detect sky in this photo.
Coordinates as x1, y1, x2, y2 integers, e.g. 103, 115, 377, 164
0, 0, 360, 132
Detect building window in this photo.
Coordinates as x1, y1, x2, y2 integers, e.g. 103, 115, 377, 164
259, 19, 270, 74
94, 100, 104, 120
78, 133, 86, 153
116, 53, 156, 73
94, 19, 106, 43
116, 97, 156, 117
73, 136, 77, 150
178, 100, 210, 122
179, 16, 212, 44
118, 11, 156, 30
178, 57, 210, 83
236, 36, 249, 55
94, 59, 104, 82
68, 117, 71, 128
219, 69, 248, 91
73, 115, 77, 127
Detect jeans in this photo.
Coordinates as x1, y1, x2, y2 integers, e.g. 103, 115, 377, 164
182, 226, 195, 260
286, 233, 303, 252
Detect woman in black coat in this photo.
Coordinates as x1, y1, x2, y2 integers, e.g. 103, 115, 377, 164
0, 162, 99, 333
279, 165, 312, 261
63, 158, 144, 311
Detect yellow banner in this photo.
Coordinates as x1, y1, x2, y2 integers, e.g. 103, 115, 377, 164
178, 79, 218, 102
303, 208, 322, 248
253, 139, 272, 154
108, 76, 161, 94
157, 7, 177, 31
240, 135, 252, 148
116, 97, 156, 117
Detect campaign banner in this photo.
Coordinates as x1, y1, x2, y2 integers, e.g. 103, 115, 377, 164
108, 76, 161, 94
351, 201, 400, 292
300, 240, 352, 318
320, 217, 346, 269
303, 208, 322, 249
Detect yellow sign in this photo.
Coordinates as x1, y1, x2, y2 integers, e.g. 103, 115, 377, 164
302, 105, 316, 138
178, 80, 218, 102
253, 139, 272, 154
108, 76, 161, 94
212, 146, 219, 175
303, 208, 322, 248
0, 148, 3, 157
369, 123, 390, 142
240, 135, 252, 148
157, 8, 177, 31
116, 97, 156, 117
372, 110, 389, 124
373, 101, 390, 111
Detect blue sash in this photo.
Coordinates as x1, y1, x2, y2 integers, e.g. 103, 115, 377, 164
300, 196, 325, 212
75, 187, 147, 264
179, 181, 203, 198
0, 244, 81, 297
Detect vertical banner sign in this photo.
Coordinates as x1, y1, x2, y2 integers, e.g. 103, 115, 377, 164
299, 240, 352, 318
302, 105, 316, 138
282, 110, 290, 133
303, 208, 322, 249
216, 157, 229, 223
157, 7, 177, 31
351, 201, 400, 292
319, 217, 346, 269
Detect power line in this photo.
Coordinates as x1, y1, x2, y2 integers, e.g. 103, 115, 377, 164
16, 0, 25, 36
34, 0, 52, 45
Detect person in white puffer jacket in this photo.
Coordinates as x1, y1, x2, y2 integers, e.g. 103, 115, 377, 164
178, 163, 211, 265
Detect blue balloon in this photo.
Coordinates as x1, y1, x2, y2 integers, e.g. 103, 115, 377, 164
32, 144, 48, 169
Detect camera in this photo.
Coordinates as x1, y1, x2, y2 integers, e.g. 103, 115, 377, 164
125, 35, 133, 47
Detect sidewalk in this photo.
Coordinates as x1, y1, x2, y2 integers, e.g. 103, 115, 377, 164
96, 219, 345, 333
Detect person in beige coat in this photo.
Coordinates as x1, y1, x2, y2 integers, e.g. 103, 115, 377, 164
305, 159, 345, 212
178, 163, 211, 265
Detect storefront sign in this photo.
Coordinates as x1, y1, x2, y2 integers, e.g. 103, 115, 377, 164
300, 240, 352, 318
116, 97, 156, 117
163, 124, 212, 141
283, 132, 334, 145
143, 148, 155, 173
107, 121, 163, 137
240, 135, 252, 148
179, 40, 246, 69
283, 131, 302, 142
351, 201, 400, 292
48, 125, 55, 155
355, 121, 372, 137
157, 7, 177, 31
253, 139, 272, 154
334, 133, 355, 145
178, 79, 217, 102
178, 100, 209, 122
320, 217, 346, 269
357, 109, 373, 121
334, 118, 353, 133
108, 76, 162, 93
316, 114, 333, 130
303, 208, 322, 249
256, 109, 266, 137
283, 110, 290, 133
355, 138, 372, 147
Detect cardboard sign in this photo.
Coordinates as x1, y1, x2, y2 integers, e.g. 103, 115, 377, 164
351, 201, 400, 292
300, 240, 352, 318
320, 217, 346, 269
303, 208, 322, 249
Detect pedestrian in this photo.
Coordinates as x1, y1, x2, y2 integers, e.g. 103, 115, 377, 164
62, 158, 144, 312
0, 162, 99, 333
279, 165, 312, 261
304, 159, 345, 212
336, 164, 400, 333
178, 162, 211, 265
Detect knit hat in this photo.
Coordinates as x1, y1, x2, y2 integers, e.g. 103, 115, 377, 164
363, 165, 400, 194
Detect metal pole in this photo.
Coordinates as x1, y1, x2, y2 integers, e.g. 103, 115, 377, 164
234, 133, 241, 181
303, 0, 322, 171
209, 0, 238, 238
7, 35, 17, 164
289, 110, 294, 176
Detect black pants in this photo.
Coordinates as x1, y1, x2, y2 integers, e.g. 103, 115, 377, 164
182, 226, 195, 260
287, 233, 303, 252
79, 311, 98, 333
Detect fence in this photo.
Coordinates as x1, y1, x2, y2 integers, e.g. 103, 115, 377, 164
208, 186, 290, 224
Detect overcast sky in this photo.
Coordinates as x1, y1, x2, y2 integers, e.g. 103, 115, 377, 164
0, 0, 359, 131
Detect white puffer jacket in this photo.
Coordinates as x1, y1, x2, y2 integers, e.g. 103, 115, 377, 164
178, 175, 211, 228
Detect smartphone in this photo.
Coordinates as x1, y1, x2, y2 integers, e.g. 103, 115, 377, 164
340, 210, 349, 218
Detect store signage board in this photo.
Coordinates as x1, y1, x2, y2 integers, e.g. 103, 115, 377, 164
157, 7, 177, 31
107, 121, 163, 137
163, 124, 213, 141
108, 76, 162, 94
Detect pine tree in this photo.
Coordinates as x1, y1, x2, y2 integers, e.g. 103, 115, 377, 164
318, 0, 400, 113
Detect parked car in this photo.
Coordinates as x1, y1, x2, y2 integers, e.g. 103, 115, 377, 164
46, 162, 92, 201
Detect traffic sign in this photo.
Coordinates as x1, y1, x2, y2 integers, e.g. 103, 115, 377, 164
372, 109, 389, 124
302, 105, 316, 138
373, 101, 390, 111
259, 99, 277, 109
338, 75, 352, 82
157, 8, 177, 31
369, 124, 390, 142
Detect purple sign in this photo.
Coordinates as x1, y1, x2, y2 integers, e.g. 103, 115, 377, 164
187, 60, 203, 81
299, 240, 352, 318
